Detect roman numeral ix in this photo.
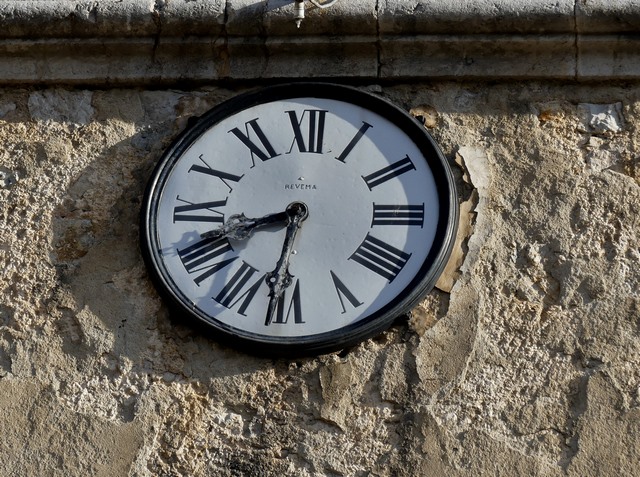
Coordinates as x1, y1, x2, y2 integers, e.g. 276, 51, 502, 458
173, 196, 227, 224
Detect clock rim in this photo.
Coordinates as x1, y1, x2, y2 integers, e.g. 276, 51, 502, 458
140, 82, 459, 357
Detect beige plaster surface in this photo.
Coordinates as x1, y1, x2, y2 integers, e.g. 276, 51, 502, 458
0, 82, 639, 475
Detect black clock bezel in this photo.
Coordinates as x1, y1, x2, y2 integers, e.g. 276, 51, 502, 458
140, 82, 459, 357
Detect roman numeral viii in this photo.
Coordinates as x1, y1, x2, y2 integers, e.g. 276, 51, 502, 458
349, 234, 412, 283
177, 236, 236, 286
362, 155, 416, 190
371, 203, 425, 227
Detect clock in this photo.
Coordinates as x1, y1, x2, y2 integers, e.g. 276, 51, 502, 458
140, 83, 458, 356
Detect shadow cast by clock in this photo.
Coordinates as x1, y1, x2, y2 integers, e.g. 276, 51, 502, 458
46, 92, 299, 421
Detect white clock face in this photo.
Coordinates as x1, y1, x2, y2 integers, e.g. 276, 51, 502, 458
142, 84, 457, 354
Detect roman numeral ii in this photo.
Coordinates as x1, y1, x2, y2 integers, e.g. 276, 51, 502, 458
362, 155, 416, 190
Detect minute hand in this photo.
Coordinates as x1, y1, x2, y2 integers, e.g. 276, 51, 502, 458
265, 202, 308, 326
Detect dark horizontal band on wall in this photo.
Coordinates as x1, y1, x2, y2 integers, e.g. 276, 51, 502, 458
1, 0, 640, 84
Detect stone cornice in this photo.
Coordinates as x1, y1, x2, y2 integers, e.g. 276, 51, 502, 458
1, 0, 639, 85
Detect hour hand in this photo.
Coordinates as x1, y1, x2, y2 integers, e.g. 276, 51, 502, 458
200, 210, 288, 241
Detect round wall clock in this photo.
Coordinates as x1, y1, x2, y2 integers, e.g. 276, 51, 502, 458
140, 83, 458, 356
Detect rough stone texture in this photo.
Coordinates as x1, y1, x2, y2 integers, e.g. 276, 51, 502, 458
2, 1, 640, 83
1, 82, 639, 475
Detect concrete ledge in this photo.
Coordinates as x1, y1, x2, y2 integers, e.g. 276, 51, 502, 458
1, 0, 640, 84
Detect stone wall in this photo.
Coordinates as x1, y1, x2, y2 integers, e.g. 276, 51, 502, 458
1, 1, 640, 476
2, 81, 639, 477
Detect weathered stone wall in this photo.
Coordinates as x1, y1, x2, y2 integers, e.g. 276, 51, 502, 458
1, 1, 640, 476
1, 82, 638, 476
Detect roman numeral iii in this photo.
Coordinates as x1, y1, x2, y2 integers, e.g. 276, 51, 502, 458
349, 234, 412, 282
371, 203, 425, 227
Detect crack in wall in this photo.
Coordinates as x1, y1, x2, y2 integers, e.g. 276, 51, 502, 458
574, 0, 580, 80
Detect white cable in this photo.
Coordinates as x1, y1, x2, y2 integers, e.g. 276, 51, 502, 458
309, 0, 339, 8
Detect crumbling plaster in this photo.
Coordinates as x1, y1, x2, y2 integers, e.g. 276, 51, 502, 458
0, 1, 639, 476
